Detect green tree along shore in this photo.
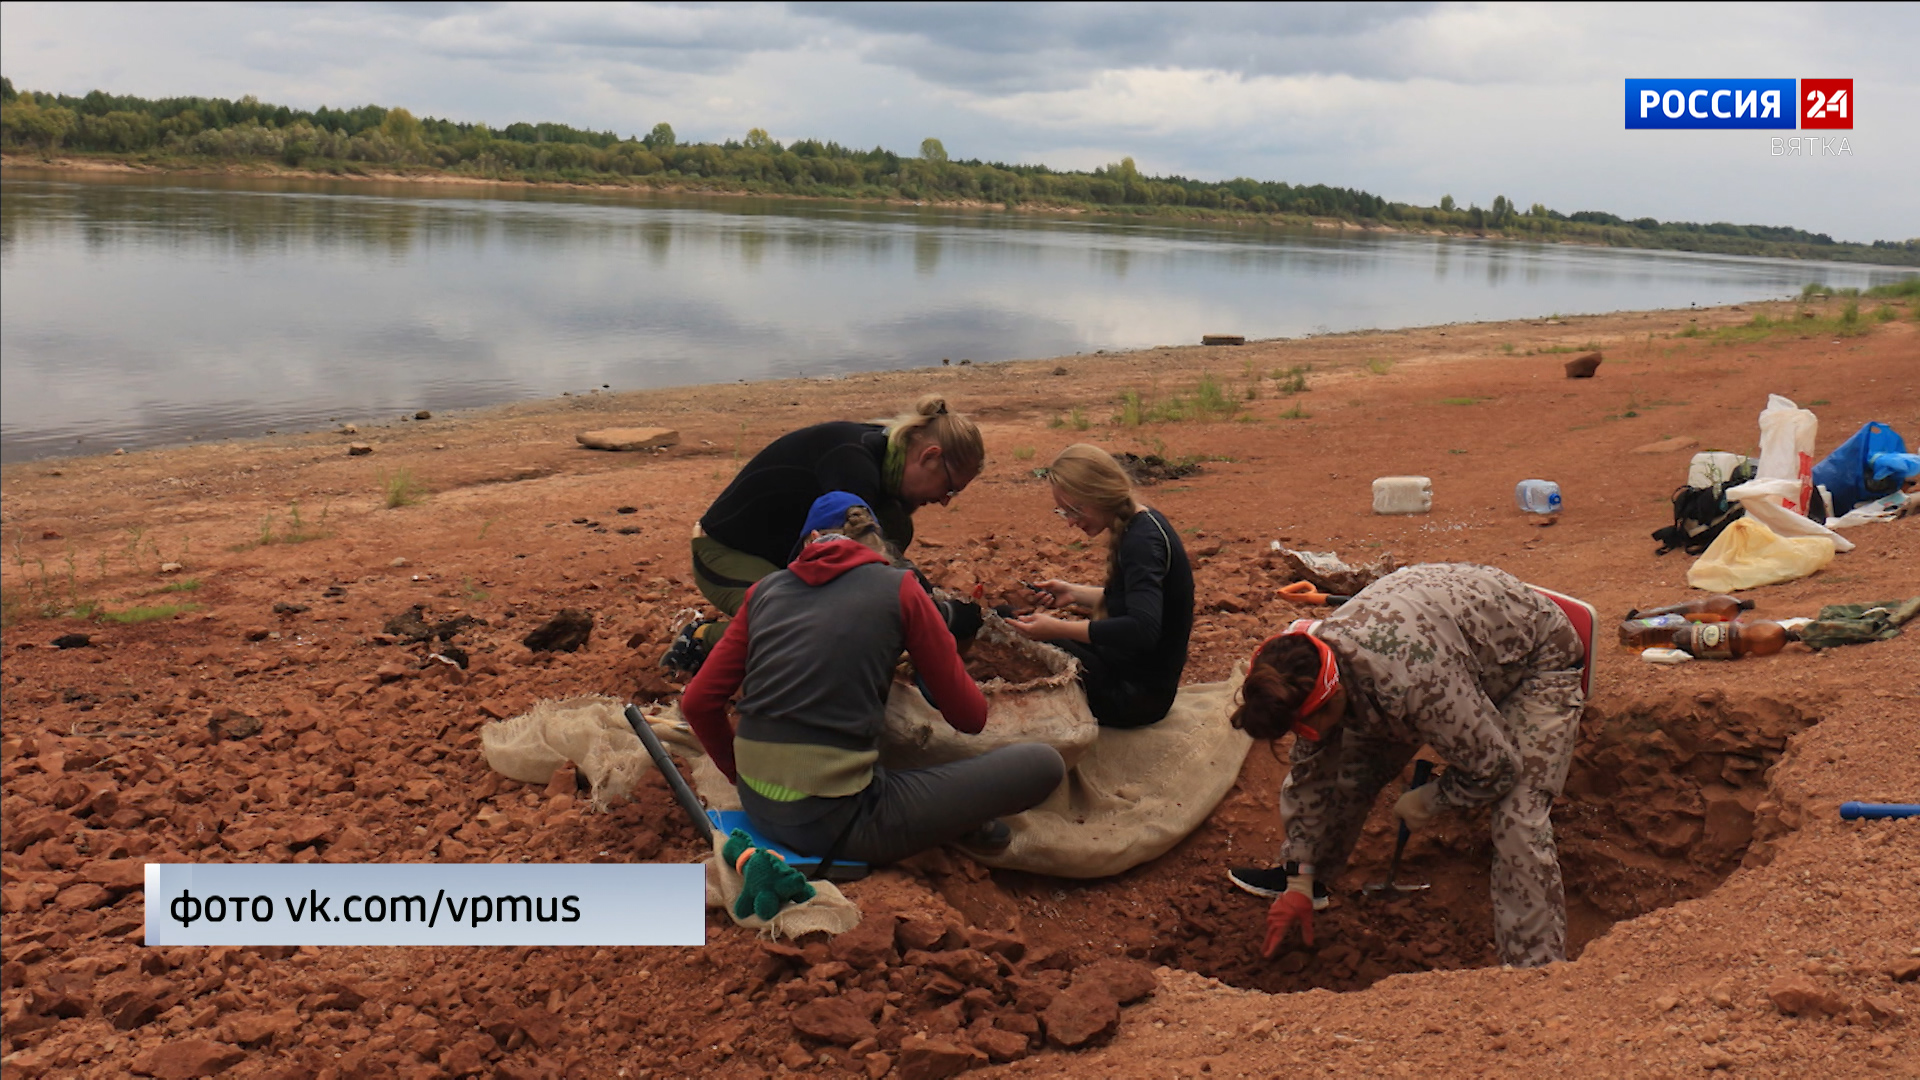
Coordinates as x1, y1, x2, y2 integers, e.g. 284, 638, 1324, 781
4, 78, 1916, 267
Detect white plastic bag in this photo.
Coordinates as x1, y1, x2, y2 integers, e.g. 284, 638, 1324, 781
1756, 394, 1818, 516
1826, 494, 1904, 529
1725, 477, 1854, 552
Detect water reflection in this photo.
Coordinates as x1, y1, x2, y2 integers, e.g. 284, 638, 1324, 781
1, 171, 1908, 462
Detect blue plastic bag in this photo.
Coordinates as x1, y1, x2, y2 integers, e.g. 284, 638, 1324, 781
1812, 422, 1913, 517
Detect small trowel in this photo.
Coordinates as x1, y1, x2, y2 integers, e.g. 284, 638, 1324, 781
1364, 758, 1434, 896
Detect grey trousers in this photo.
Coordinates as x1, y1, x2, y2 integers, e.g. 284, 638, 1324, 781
738, 743, 1065, 866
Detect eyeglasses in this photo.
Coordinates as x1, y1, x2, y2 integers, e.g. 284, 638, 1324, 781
1054, 504, 1090, 523
939, 456, 962, 500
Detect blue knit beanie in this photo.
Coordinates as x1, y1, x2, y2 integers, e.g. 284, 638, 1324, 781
799, 491, 873, 548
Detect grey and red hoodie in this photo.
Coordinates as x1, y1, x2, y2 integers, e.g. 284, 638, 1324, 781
681, 538, 986, 801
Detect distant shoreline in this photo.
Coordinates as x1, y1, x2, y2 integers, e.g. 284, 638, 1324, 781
8, 152, 1917, 269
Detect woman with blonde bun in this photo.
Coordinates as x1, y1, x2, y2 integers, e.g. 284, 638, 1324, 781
669, 396, 985, 673
1009, 444, 1194, 728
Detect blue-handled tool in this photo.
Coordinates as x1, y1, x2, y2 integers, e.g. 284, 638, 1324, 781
1840, 802, 1920, 820
1364, 758, 1436, 896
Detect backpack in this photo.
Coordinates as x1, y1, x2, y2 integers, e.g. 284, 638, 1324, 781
1651, 460, 1759, 555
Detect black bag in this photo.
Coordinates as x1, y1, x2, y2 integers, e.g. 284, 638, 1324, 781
1651, 461, 1759, 555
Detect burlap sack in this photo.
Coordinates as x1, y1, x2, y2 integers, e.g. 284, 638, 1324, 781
879, 612, 1098, 770
971, 665, 1252, 878
702, 832, 861, 939
481, 695, 663, 811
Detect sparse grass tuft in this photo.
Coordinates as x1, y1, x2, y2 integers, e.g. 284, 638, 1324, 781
100, 602, 199, 624
1365, 357, 1395, 376
1115, 378, 1243, 426
380, 468, 426, 509
232, 501, 332, 551
1272, 364, 1312, 394
1278, 404, 1312, 420
1440, 397, 1486, 406
1012, 446, 1036, 461
154, 578, 202, 594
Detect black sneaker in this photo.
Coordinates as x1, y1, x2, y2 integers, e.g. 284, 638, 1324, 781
1228, 864, 1331, 910
955, 819, 1013, 856
661, 617, 724, 674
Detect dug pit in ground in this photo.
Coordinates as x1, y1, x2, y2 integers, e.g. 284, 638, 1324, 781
951, 691, 1818, 997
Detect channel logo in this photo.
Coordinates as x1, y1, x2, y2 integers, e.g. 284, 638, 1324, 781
1625, 79, 1852, 130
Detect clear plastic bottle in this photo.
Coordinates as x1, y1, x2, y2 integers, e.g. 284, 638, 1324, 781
1514, 479, 1562, 514
1673, 620, 1788, 659
1625, 595, 1755, 623
1620, 614, 1690, 650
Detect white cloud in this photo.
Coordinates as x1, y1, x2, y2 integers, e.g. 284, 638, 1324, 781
1, 1, 1914, 240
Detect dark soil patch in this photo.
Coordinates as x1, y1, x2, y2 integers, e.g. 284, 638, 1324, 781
1114, 453, 1203, 485
965, 639, 1058, 685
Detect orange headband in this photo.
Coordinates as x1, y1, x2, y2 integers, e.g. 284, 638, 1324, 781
1250, 619, 1341, 741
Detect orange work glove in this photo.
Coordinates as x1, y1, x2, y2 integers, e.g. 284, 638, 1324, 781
1262, 878, 1316, 957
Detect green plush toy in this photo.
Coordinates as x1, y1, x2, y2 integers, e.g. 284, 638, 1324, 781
721, 828, 816, 921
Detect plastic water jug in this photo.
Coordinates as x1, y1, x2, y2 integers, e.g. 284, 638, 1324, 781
1372, 476, 1432, 515
1514, 479, 1562, 514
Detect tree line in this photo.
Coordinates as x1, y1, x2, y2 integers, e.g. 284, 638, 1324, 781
3, 78, 1914, 266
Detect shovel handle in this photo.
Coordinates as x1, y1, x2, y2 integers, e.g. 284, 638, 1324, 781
624, 704, 715, 844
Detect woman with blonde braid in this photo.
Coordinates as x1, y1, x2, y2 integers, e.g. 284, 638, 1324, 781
1008, 444, 1194, 728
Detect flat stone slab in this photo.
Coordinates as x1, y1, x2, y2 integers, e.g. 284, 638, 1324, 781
576, 427, 679, 451
1632, 436, 1700, 454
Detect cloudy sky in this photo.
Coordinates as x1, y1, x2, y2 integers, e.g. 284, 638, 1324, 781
4, 1, 1914, 242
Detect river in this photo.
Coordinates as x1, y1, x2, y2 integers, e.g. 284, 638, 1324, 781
2, 171, 1910, 463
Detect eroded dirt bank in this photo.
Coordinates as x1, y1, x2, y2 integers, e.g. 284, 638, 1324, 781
3, 297, 1917, 1078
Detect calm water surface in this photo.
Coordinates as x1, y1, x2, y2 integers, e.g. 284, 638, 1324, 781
2, 172, 1910, 462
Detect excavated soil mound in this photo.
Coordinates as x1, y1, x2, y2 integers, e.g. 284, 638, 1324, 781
964, 640, 1059, 686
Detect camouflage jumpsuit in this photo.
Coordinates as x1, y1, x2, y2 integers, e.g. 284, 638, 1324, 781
1280, 564, 1586, 967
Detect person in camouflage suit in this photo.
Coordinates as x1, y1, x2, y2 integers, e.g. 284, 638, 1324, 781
1230, 563, 1586, 968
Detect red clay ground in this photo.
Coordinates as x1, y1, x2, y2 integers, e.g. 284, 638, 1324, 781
2, 295, 1916, 1079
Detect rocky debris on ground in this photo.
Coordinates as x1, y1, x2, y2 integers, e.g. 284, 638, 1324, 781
49, 634, 91, 650
1564, 350, 1603, 377
346, 443, 373, 456
575, 427, 679, 452
382, 605, 481, 644
1114, 452, 1203, 485
522, 609, 593, 653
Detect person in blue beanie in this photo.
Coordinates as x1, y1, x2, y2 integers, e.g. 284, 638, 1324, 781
682, 493, 1064, 864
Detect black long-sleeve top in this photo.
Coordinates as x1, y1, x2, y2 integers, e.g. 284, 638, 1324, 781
698, 422, 913, 567
1084, 508, 1194, 692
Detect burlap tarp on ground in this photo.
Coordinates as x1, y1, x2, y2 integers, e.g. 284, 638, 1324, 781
480, 694, 660, 811
969, 664, 1251, 878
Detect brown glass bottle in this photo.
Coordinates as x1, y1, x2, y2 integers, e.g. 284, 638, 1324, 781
1673, 620, 1788, 659
1625, 595, 1756, 623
